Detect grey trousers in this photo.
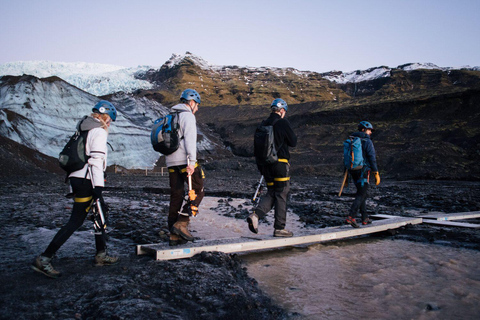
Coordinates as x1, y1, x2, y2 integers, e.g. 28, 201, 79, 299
255, 181, 290, 230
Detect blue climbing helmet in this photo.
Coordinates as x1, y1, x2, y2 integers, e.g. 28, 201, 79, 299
180, 89, 201, 104
358, 121, 374, 131
92, 100, 117, 121
271, 98, 288, 111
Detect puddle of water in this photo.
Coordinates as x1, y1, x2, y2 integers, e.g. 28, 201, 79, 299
243, 239, 480, 320
190, 196, 305, 240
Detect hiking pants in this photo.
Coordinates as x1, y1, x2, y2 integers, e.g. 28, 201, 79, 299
255, 161, 290, 230
43, 178, 106, 258
167, 164, 205, 230
349, 169, 370, 221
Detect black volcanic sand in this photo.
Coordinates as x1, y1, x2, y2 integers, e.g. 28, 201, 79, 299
1, 171, 480, 319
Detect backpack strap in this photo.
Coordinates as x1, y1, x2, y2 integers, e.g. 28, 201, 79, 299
271, 118, 285, 156
172, 110, 187, 140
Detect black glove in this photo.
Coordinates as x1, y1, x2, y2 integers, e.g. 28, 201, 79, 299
92, 186, 104, 204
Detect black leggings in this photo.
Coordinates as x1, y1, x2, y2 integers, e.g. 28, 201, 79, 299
43, 178, 106, 258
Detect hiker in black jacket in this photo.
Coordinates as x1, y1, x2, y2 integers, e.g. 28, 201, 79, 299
248, 98, 297, 237
345, 121, 380, 228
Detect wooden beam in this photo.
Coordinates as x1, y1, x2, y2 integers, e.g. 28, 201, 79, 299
136, 217, 422, 260
419, 211, 480, 221
371, 214, 399, 219
422, 220, 480, 229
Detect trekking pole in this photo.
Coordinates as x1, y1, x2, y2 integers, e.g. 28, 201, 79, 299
186, 157, 198, 217
338, 169, 349, 197
252, 175, 264, 205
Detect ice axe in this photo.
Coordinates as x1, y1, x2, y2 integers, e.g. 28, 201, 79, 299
91, 198, 108, 237
186, 157, 198, 217
252, 175, 264, 205
87, 165, 108, 236
338, 169, 349, 197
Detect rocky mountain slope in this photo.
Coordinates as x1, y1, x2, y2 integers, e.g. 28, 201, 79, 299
197, 87, 480, 180
1, 53, 479, 179
136, 53, 480, 108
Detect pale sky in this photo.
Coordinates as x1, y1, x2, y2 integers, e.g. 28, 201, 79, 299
1, 0, 479, 72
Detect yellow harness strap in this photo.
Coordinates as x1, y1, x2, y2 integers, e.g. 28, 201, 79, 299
75, 196, 94, 213
74, 196, 93, 203
180, 162, 199, 173
278, 158, 289, 164
168, 162, 200, 173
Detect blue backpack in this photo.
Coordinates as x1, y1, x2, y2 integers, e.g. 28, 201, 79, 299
151, 111, 184, 155
343, 136, 365, 170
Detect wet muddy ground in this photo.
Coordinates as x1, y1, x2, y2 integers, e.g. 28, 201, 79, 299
0, 171, 479, 319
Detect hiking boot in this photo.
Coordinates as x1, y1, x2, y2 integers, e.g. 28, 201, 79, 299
247, 213, 259, 234
169, 234, 188, 246
94, 251, 119, 267
31, 255, 61, 279
346, 216, 359, 228
273, 229, 293, 237
171, 221, 194, 242
362, 218, 373, 225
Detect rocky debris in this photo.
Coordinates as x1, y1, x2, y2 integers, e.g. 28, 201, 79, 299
1, 170, 480, 319
0, 173, 291, 320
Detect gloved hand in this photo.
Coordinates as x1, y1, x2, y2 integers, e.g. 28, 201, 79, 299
373, 171, 381, 185
92, 186, 105, 204
188, 204, 199, 217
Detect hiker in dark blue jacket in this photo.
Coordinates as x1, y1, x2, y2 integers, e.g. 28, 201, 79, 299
345, 121, 380, 228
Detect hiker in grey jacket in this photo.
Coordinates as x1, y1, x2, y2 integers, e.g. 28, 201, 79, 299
31, 101, 119, 279
166, 89, 205, 246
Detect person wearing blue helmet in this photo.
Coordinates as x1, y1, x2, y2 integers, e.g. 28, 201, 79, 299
32, 100, 118, 278
248, 98, 297, 237
345, 121, 380, 228
92, 100, 117, 122
165, 89, 205, 245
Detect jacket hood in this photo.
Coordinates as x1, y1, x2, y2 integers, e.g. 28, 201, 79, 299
351, 131, 371, 139
171, 103, 192, 113
78, 116, 104, 131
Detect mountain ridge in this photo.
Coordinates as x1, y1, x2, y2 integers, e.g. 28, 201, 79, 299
1, 53, 480, 179
2, 52, 479, 100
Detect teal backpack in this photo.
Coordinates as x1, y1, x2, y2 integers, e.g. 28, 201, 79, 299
343, 136, 364, 170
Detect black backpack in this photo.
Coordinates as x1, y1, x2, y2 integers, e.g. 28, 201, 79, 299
254, 118, 281, 165
59, 128, 90, 174
150, 111, 184, 155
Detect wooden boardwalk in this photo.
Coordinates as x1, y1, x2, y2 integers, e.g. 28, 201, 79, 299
419, 211, 480, 221
419, 211, 480, 229
137, 216, 422, 261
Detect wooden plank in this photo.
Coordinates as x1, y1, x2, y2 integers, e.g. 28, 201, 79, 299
371, 214, 399, 219
419, 211, 480, 221
137, 217, 422, 260
422, 220, 480, 229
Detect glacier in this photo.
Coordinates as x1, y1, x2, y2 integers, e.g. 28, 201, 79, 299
0, 61, 156, 96
0, 75, 162, 169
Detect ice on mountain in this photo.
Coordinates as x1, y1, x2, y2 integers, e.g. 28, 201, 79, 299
0, 61, 156, 96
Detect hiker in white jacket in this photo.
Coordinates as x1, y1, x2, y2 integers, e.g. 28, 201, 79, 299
166, 89, 205, 246
32, 101, 118, 278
